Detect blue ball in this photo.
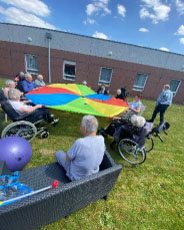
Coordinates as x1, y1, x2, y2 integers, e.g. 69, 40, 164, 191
0, 136, 32, 172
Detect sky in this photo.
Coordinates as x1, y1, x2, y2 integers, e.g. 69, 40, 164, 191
0, 0, 184, 55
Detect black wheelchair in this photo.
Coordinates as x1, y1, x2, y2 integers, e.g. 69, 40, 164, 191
99, 119, 170, 165
0, 101, 54, 142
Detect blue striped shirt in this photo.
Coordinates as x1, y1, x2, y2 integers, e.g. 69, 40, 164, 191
157, 89, 173, 106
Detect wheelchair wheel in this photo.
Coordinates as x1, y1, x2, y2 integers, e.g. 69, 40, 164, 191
1, 121, 37, 142
40, 130, 49, 139
118, 138, 146, 165
144, 136, 154, 153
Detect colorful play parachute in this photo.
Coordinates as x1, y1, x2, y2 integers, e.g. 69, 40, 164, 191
26, 84, 129, 118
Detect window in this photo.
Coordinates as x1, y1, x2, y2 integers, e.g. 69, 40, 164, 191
170, 79, 181, 96
25, 54, 38, 74
63, 61, 76, 81
133, 73, 148, 91
99, 67, 113, 85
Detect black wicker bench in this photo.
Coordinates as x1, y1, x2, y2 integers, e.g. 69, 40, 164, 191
0, 151, 122, 230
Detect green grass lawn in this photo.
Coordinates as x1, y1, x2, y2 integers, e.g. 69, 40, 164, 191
0, 78, 183, 229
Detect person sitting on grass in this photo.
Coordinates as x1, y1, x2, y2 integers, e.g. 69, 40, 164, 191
8, 88, 59, 125
55, 115, 105, 181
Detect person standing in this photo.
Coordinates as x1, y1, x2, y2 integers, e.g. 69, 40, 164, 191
148, 84, 173, 125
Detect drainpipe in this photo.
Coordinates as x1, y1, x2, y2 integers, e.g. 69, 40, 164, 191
46, 32, 52, 83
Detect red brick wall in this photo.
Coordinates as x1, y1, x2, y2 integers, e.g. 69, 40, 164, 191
0, 40, 183, 104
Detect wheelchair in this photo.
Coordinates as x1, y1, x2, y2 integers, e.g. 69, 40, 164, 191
99, 118, 170, 165
0, 101, 50, 142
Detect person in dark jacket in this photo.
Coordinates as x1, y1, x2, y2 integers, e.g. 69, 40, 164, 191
115, 87, 128, 100
97, 85, 109, 95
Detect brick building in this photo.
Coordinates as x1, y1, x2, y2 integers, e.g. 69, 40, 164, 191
0, 23, 183, 104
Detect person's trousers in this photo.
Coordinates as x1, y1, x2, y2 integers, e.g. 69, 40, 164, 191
150, 104, 169, 124
24, 108, 53, 123
105, 119, 127, 136
55, 151, 72, 180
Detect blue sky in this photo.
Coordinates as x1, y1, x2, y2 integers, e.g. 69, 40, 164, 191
0, 0, 184, 55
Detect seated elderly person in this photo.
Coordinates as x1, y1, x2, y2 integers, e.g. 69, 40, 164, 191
15, 71, 25, 82
115, 87, 128, 101
34, 74, 46, 87
97, 85, 109, 95
110, 114, 147, 149
2, 80, 16, 98
22, 73, 37, 93
114, 95, 144, 121
15, 72, 25, 92
2, 79, 29, 102
55, 115, 105, 181
129, 95, 143, 114
8, 88, 59, 124
115, 89, 123, 99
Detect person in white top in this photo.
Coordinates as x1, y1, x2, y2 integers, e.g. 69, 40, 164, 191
8, 88, 59, 124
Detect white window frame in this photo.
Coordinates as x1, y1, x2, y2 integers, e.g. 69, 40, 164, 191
133, 73, 148, 92
170, 79, 181, 96
63, 61, 76, 81
98, 67, 113, 86
25, 54, 38, 74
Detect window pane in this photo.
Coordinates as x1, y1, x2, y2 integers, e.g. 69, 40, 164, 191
25, 54, 38, 73
64, 64, 75, 76
63, 61, 76, 81
99, 68, 112, 84
133, 73, 148, 91
170, 80, 180, 93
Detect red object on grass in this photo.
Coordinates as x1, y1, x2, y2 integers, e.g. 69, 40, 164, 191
52, 180, 59, 189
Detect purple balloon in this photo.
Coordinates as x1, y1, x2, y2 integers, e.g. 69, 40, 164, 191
0, 136, 32, 172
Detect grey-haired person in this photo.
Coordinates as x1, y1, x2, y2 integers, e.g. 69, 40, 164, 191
35, 74, 46, 87
112, 114, 147, 148
8, 88, 58, 125
22, 73, 37, 93
55, 115, 105, 181
2, 80, 16, 98
148, 84, 173, 125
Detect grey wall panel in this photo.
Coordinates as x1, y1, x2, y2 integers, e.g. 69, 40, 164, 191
0, 23, 184, 72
